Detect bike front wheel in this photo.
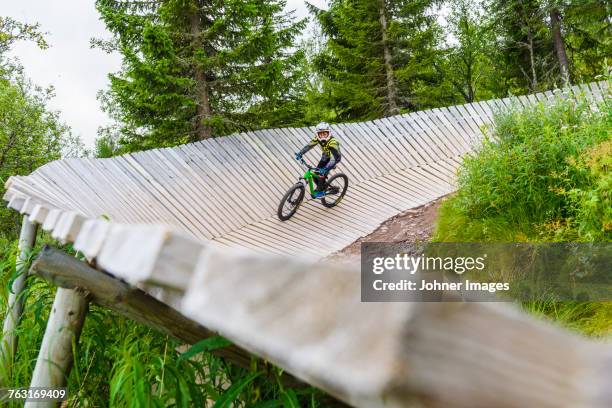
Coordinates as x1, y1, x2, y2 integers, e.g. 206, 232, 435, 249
277, 183, 305, 221
321, 173, 348, 208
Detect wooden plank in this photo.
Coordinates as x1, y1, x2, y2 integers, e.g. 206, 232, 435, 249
414, 110, 463, 156
247, 130, 304, 183
170, 146, 245, 233
360, 120, 419, 169
27, 287, 88, 408
29, 246, 339, 400
397, 113, 448, 161
333, 123, 379, 181
128, 150, 214, 237
181, 245, 611, 408
152, 149, 227, 237
76, 159, 145, 223
95, 224, 203, 290
112, 156, 193, 232
339, 122, 393, 176
382, 116, 435, 164
29, 204, 51, 224
188, 143, 262, 221
96, 158, 175, 225
429, 108, 472, 153
206, 138, 276, 213
52, 211, 86, 244
435, 107, 480, 149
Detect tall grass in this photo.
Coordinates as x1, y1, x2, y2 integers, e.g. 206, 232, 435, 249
0, 236, 324, 406
434, 84, 612, 335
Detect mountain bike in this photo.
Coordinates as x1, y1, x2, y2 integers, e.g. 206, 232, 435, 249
277, 158, 349, 221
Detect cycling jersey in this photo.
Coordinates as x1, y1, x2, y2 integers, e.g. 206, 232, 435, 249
298, 136, 342, 171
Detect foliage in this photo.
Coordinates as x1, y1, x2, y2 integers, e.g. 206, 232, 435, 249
436, 87, 611, 241
95, 0, 307, 151
0, 16, 47, 57
484, 0, 611, 94
309, 0, 443, 121
566, 139, 612, 241
440, 0, 497, 103
0, 72, 85, 240
555, 0, 612, 84
434, 87, 612, 336
0, 17, 86, 240
485, 0, 555, 93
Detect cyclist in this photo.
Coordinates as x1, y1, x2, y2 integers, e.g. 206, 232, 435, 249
295, 122, 342, 198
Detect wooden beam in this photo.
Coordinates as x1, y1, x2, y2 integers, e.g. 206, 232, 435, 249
29, 246, 249, 365
28, 246, 338, 401
1, 216, 37, 382
181, 244, 612, 408
26, 287, 88, 408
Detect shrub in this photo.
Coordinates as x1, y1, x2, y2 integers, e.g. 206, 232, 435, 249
566, 140, 612, 241
434, 86, 611, 337
436, 86, 611, 242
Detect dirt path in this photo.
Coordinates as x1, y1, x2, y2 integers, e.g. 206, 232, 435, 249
327, 197, 445, 264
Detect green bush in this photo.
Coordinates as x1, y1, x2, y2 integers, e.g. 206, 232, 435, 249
566, 140, 612, 241
436, 86, 611, 242
434, 86, 612, 336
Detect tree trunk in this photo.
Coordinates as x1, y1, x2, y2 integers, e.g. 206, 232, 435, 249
190, 0, 213, 141
466, 56, 475, 103
527, 27, 538, 91
550, 8, 570, 85
378, 0, 400, 116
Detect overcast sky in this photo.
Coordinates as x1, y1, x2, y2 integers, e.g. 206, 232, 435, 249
3, 0, 326, 149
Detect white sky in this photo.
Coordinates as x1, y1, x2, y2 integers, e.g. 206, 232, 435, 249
3, 0, 326, 149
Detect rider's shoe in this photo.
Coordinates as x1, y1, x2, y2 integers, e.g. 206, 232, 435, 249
326, 186, 340, 195
313, 190, 326, 198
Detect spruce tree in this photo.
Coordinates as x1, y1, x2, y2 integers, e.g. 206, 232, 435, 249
95, 0, 306, 150
309, 0, 442, 121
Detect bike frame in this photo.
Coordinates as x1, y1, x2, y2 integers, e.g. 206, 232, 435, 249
302, 169, 316, 195
299, 159, 320, 196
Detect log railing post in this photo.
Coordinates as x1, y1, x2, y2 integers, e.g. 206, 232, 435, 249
25, 287, 89, 408
1, 216, 37, 381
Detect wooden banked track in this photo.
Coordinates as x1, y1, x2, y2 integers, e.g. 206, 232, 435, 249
3, 81, 611, 407
4, 81, 607, 258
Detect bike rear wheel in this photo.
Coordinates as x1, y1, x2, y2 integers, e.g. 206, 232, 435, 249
277, 183, 305, 221
321, 173, 348, 208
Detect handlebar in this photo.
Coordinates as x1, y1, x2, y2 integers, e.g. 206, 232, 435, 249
299, 158, 316, 170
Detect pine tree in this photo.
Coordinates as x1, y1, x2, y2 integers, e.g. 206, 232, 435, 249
309, 0, 442, 121
95, 0, 306, 150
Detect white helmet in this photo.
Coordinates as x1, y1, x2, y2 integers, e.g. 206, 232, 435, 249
315, 122, 331, 141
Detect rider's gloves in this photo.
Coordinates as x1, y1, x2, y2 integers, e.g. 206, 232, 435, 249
295, 152, 302, 161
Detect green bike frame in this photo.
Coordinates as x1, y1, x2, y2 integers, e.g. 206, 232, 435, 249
302, 168, 317, 197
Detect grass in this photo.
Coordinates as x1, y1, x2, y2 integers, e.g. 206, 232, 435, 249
434, 81, 612, 336
0, 236, 325, 407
